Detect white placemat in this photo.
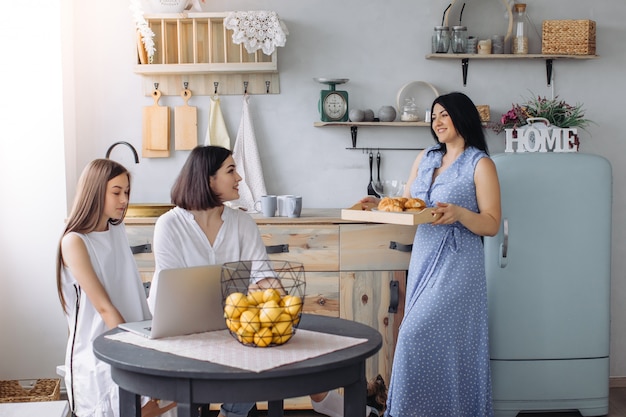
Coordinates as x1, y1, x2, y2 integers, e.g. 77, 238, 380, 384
106, 329, 367, 373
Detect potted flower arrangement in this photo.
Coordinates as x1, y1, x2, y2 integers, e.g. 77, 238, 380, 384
486, 94, 594, 152
487, 94, 593, 134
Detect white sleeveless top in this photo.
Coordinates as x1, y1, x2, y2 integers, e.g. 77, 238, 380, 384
61, 222, 151, 417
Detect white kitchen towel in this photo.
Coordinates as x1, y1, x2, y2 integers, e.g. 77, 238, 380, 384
231, 94, 267, 212
204, 95, 231, 149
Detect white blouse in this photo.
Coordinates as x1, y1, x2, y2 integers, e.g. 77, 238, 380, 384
148, 206, 268, 312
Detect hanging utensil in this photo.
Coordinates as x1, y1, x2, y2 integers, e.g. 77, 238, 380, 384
374, 150, 383, 193
367, 151, 380, 197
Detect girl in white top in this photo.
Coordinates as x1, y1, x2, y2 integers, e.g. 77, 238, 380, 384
56, 159, 172, 417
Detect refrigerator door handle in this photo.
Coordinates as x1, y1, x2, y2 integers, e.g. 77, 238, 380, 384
499, 218, 509, 268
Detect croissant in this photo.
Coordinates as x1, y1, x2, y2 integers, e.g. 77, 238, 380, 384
378, 197, 404, 212
404, 198, 427, 211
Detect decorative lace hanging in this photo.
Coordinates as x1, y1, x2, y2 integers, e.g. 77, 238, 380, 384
224, 11, 288, 56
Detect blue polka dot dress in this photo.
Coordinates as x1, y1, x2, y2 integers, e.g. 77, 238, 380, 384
385, 146, 494, 417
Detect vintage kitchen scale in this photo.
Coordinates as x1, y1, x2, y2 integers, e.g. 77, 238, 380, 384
315, 78, 349, 122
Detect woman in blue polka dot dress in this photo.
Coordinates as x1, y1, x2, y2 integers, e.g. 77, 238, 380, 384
365, 92, 501, 416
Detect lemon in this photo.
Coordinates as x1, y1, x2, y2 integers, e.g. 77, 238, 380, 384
272, 333, 293, 345
282, 295, 303, 317
254, 327, 274, 347
224, 292, 249, 319
226, 317, 241, 333
237, 326, 254, 345
272, 313, 293, 336
259, 300, 282, 327
262, 288, 282, 303
247, 290, 265, 306
239, 309, 261, 334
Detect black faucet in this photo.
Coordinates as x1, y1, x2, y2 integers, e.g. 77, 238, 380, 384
105, 141, 139, 163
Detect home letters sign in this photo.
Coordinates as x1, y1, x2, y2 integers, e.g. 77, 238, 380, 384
504, 126, 579, 153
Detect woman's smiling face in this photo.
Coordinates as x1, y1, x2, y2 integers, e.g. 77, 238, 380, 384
210, 155, 242, 202
431, 103, 461, 144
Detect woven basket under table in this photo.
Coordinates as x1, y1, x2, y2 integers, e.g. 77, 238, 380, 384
0, 379, 61, 403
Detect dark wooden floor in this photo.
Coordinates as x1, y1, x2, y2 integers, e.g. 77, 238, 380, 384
246, 387, 626, 417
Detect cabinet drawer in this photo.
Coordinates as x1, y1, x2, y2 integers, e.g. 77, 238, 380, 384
259, 225, 339, 272
303, 272, 339, 317
339, 224, 416, 271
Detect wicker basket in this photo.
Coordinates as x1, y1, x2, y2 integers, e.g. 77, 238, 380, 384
476, 105, 490, 122
0, 379, 61, 403
542, 20, 596, 55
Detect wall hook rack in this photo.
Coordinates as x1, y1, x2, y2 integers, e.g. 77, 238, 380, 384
140, 74, 280, 96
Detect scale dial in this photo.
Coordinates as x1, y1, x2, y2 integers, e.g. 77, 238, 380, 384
323, 92, 348, 121
315, 78, 349, 122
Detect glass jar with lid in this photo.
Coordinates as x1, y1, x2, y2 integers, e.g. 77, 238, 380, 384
432, 26, 451, 53
400, 98, 420, 122
512, 3, 528, 54
451, 26, 468, 53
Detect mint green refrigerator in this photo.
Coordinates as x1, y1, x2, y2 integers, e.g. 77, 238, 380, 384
485, 153, 612, 417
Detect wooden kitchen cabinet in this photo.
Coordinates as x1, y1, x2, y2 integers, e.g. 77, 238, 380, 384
124, 209, 416, 410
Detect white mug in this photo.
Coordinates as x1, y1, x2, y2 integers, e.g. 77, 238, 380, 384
254, 195, 277, 217
286, 195, 303, 218
277, 195, 296, 217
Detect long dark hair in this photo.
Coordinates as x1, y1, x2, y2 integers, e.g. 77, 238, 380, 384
170, 145, 233, 210
430, 92, 489, 155
56, 159, 131, 312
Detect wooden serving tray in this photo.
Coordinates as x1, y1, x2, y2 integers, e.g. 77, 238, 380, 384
341, 203, 440, 226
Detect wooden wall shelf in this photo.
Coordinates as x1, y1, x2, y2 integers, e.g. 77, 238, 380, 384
135, 12, 280, 96
425, 53, 598, 86
314, 121, 430, 148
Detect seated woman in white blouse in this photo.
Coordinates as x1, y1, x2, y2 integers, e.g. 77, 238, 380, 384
149, 146, 371, 417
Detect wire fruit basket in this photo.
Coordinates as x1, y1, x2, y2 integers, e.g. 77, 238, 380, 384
221, 260, 305, 347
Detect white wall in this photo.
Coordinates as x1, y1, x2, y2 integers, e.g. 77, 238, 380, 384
2, 0, 626, 382
0, 0, 68, 379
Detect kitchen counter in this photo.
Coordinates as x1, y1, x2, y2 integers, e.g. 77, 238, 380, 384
125, 208, 350, 225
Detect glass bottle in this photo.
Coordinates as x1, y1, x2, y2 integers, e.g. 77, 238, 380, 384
512, 3, 528, 54
432, 26, 450, 53
451, 26, 468, 53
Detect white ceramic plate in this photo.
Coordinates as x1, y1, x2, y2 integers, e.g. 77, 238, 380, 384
396, 81, 440, 118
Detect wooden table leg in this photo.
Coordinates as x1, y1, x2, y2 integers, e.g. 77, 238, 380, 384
343, 364, 367, 417
119, 388, 141, 417
267, 399, 284, 417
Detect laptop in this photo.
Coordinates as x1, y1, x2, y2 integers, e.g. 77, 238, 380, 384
119, 265, 227, 339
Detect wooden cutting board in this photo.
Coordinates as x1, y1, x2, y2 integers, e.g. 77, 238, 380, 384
174, 88, 198, 150
142, 88, 170, 158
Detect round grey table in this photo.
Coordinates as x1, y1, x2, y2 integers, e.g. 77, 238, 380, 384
94, 314, 382, 417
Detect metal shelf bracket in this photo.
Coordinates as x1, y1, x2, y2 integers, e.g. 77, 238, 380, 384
462, 58, 469, 86
546, 59, 553, 86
